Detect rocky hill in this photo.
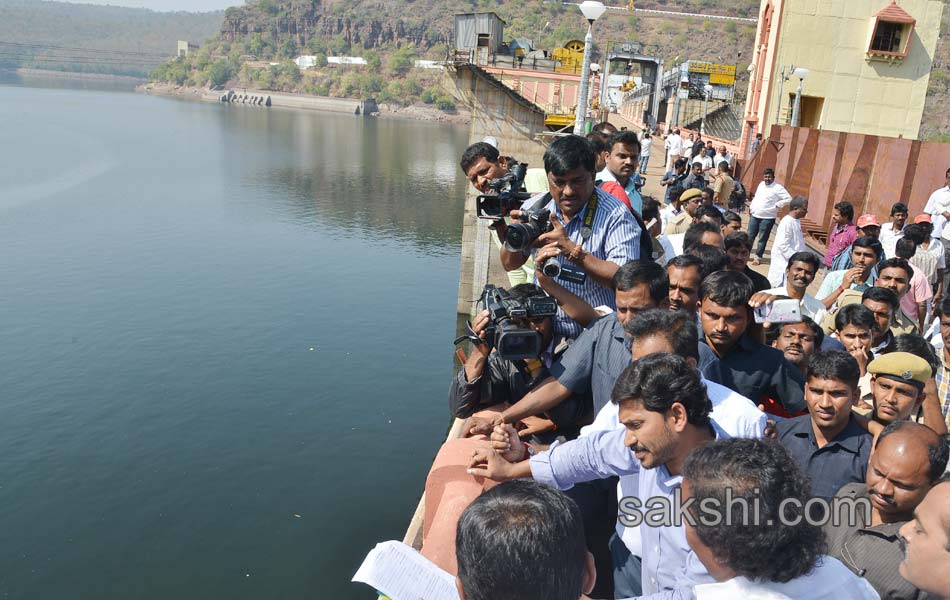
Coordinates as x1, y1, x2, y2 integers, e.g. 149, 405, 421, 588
151, 0, 949, 141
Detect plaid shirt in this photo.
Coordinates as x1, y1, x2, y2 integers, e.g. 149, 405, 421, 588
936, 353, 950, 430
824, 223, 857, 267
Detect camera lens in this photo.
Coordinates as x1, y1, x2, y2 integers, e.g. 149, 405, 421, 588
505, 222, 539, 252
542, 261, 560, 278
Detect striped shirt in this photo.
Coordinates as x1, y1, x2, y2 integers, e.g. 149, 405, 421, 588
524, 188, 641, 339
935, 353, 950, 430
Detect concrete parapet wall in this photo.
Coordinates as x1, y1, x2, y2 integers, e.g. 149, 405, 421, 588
445, 65, 548, 315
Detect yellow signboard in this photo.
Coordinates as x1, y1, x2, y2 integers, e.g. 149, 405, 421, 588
688, 61, 737, 76
710, 73, 736, 85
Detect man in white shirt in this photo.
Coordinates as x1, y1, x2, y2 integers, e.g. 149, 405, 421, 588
767, 196, 809, 287
928, 169, 950, 293
665, 129, 683, 173
639, 129, 652, 175
924, 167, 950, 238
762, 250, 826, 323
682, 132, 695, 162
880, 202, 908, 258
713, 145, 734, 171
747, 168, 793, 265
685, 438, 881, 600
906, 217, 945, 307
692, 151, 713, 174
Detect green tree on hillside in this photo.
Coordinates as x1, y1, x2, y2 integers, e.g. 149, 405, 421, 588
389, 46, 416, 75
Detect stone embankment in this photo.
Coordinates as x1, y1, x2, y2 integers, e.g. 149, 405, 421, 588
139, 82, 470, 124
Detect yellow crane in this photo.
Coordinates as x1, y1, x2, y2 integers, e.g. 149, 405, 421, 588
628, 0, 634, 10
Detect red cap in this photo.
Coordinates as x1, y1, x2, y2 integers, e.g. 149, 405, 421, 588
857, 214, 881, 228
914, 214, 932, 224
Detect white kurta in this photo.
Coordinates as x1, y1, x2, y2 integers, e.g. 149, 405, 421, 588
767, 214, 806, 287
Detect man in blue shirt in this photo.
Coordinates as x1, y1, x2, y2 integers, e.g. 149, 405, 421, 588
777, 350, 873, 500
501, 135, 642, 340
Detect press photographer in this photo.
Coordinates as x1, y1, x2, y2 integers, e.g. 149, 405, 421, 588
499, 135, 643, 339
460, 141, 536, 286
450, 283, 592, 439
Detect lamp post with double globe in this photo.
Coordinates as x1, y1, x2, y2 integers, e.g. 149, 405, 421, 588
572, 1, 607, 136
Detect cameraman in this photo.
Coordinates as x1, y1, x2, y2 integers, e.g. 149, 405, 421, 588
449, 284, 591, 437
459, 141, 534, 285
501, 135, 642, 340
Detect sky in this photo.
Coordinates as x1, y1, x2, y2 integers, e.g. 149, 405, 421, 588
62, 0, 238, 12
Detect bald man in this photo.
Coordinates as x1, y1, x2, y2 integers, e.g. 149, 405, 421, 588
826, 421, 949, 599
899, 477, 950, 599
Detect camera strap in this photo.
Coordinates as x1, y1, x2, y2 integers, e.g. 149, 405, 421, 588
453, 320, 486, 347
579, 192, 599, 242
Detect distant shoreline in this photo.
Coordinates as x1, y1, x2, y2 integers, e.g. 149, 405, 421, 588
139, 81, 471, 125
8, 68, 146, 84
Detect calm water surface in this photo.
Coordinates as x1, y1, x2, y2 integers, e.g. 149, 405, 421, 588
0, 76, 469, 599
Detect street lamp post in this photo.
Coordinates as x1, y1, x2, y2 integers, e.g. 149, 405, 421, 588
590, 62, 601, 119
536, 21, 550, 49
573, 1, 607, 136
790, 67, 809, 127
775, 64, 789, 125
701, 83, 712, 136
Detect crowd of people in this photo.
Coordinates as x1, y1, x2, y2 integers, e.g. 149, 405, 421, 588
409, 130, 950, 600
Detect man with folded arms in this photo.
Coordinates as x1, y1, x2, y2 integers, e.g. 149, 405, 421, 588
699, 270, 806, 413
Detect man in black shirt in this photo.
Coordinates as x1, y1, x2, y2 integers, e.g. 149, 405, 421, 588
449, 283, 591, 438
698, 270, 806, 412
682, 160, 706, 191
724, 231, 771, 292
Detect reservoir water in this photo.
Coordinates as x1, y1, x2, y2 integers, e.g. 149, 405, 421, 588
0, 76, 469, 599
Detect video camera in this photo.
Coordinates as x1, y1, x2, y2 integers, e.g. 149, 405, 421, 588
456, 285, 558, 361
475, 162, 531, 219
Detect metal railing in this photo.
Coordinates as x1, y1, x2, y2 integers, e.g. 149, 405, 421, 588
452, 49, 582, 75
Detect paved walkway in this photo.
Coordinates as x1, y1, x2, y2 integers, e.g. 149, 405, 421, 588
634, 140, 830, 295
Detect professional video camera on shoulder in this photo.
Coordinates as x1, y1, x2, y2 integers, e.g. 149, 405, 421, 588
475, 161, 531, 220
454, 284, 558, 361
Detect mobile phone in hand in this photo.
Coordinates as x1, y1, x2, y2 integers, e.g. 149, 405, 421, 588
753, 298, 802, 324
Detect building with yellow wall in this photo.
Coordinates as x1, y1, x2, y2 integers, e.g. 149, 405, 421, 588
740, 0, 944, 155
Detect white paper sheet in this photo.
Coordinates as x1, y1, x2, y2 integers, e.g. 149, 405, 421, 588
352, 540, 460, 600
